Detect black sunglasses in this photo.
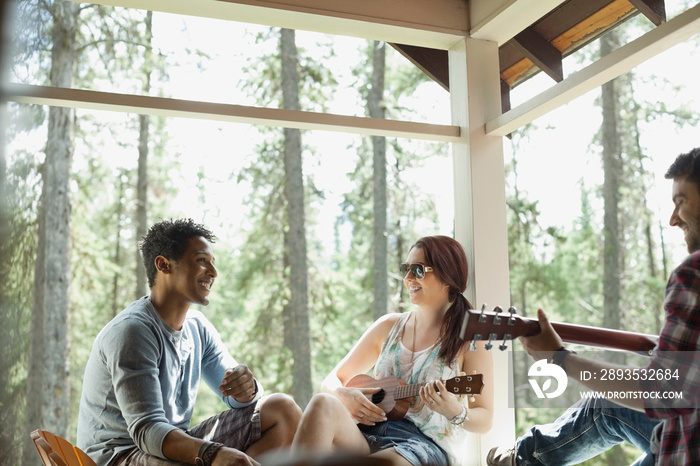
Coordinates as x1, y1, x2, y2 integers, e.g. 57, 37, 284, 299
400, 263, 434, 279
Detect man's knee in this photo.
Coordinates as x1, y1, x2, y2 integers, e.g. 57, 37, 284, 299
264, 393, 303, 424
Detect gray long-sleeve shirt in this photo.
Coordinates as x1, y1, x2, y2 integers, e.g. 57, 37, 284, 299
76, 297, 262, 466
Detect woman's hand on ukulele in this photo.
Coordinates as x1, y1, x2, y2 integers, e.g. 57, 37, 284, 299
336, 386, 387, 425
420, 378, 463, 420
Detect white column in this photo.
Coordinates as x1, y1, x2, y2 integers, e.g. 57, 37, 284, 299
449, 36, 515, 464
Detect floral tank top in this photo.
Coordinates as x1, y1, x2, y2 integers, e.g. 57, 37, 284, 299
372, 312, 470, 465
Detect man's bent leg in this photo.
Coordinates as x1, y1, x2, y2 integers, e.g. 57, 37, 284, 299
111, 404, 261, 465
516, 398, 657, 466
189, 401, 262, 450
244, 393, 302, 458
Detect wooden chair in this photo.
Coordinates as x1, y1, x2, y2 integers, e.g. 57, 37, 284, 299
30, 429, 96, 466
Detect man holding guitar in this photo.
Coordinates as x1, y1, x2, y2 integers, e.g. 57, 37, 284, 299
292, 236, 494, 465
488, 148, 700, 465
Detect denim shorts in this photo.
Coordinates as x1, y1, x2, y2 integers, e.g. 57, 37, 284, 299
359, 418, 448, 466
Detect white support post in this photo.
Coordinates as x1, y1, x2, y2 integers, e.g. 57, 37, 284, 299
449, 37, 515, 464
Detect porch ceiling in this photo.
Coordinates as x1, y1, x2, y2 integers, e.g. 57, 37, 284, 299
4, 0, 698, 138
393, 0, 668, 111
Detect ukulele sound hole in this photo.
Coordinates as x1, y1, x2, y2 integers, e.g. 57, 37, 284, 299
371, 390, 386, 404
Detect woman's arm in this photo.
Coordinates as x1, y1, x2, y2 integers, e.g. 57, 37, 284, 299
458, 341, 495, 434
320, 313, 399, 425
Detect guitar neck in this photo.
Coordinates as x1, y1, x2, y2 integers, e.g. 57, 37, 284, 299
526, 319, 658, 355
462, 307, 659, 356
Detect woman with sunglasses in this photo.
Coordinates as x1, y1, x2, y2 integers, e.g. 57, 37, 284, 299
292, 235, 494, 465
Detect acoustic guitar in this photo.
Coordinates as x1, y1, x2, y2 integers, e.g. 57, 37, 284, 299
460, 305, 659, 356
345, 373, 484, 421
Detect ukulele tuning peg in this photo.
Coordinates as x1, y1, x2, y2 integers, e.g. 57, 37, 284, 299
470, 371, 477, 402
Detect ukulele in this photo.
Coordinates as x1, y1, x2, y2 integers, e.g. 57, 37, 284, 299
345, 373, 484, 421
460, 305, 659, 356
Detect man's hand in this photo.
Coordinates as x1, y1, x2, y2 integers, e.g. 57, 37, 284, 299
211, 446, 260, 466
219, 364, 257, 402
518, 309, 565, 361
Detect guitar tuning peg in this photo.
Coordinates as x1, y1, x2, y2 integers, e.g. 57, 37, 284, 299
478, 303, 487, 323
507, 306, 517, 326
469, 333, 482, 352
485, 332, 496, 351
492, 306, 503, 325
499, 333, 512, 351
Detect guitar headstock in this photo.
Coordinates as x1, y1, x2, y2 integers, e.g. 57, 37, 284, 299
459, 304, 539, 351
445, 373, 485, 395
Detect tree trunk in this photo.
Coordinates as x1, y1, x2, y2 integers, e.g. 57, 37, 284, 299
600, 30, 626, 466
112, 173, 125, 318
280, 28, 312, 408
601, 31, 622, 335
369, 41, 388, 320
24, 1, 78, 463
135, 10, 153, 299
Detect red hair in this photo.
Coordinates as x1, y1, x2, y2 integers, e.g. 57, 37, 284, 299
411, 235, 473, 363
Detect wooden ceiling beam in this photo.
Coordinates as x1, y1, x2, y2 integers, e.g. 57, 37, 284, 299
512, 27, 564, 82
69, 0, 468, 50
390, 44, 449, 91
3, 83, 461, 142
629, 0, 666, 26
486, 2, 700, 136
469, 0, 567, 46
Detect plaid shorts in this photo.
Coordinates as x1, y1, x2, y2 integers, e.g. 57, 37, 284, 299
111, 400, 261, 466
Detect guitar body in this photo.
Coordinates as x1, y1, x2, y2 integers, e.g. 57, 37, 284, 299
345, 374, 410, 421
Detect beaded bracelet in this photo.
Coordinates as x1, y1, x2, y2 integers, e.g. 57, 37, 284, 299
449, 404, 469, 425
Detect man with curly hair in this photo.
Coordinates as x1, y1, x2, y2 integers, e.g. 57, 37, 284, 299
77, 218, 301, 466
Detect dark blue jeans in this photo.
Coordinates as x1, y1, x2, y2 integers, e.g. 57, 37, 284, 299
359, 418, 448, 466
515, 398, 658, 466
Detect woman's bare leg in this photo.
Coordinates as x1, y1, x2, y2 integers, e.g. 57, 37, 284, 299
372, 448, 413, 466
292, 393, 370, 454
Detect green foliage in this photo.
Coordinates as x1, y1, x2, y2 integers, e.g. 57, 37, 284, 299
77, 5, 167, 93
0, 150, 39, 463
7, 3, 698, 462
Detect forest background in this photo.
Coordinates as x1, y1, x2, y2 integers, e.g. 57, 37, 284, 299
1, 0, 699, 465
